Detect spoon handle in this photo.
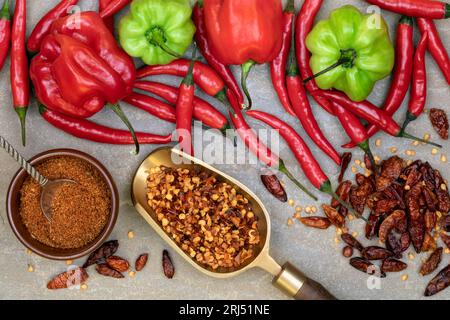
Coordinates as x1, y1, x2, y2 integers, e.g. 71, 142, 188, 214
0, 136, 48, 186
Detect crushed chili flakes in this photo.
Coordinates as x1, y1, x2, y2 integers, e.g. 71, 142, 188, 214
19, 157, 111, 249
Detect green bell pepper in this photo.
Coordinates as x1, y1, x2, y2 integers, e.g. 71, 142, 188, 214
119, 0, 196, 66
305, 5, 395, 102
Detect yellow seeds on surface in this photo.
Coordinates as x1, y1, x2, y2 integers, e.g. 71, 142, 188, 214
305, 206, 311, 214
411, 140, 420, 146
441, 184, 447, 191
351, 166, 358, 173
406, 160, 413, 166
408, 253, 415, 260
374, 156, 381, 164
288, 199, 295, 206
401, 274, 409, 281
431, 148, 438, 155
404, 185, 411, 191
311, 206, 317, 213
127, 231, 135, 239
360, 162, 366, 169
405, 150, 416, 156
295, 206, 302, 212
66, 260, 73, 266
27, 264, 34, 272
334, 237, 340, 244
336, 228, 343, 236
80, 284, 88, 290
445, 248, 450, 254
293, 213, 301, 220
437, 211, 442, 218
26, 249, 32, 255
375, 139, 382, 147
287, 218, 293, 226
365, 170, 372, 177
423, 133, 430, 141
390, 147, 398, 154
441, 155, 447, 163
355, 159, 361, 165
352, 232, 358, 238
348, 214, 354, 221
128, 271, 136, 277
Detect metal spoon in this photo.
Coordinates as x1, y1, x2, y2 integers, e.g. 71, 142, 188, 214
0, 136, 75, 220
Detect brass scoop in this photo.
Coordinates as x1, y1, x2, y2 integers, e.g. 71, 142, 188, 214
131, 147, 336, 300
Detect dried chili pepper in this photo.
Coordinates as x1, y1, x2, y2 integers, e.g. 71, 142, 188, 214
421, 248, 443, 276
338, 153, 352, 183
425, 211, 437, 232
100, 0, 130, 19
162, 250, 175, 279
300, 217, 331, 230
350, 257, 386, 277
400, 33, 429, 132
192, 0, 245, 109
322, 205, 346, 228
0, 0, 11, 72
40, 104, 172, 146
331, 181, 352, 209
106, 256, 130, 273
344, 16, 414, 148
270, 0, 296, 116
386, 231, 410, 258
10, 0, 29, 146
422, 232, 438, 252
341, 233, 364, 252
342, 246, 353, 258
47, 267, 89, 290
96, 263, 124, 279
362, 246, 394, 261
376, 156, 404, 191
261, 170, 288, 203
366, 213, 384, 240
135, 253, 149, 272
318, 90, 442, 148
366, 0, 450, 19
133, 81, 230, 132
83, 240, 119, 268
441, 233, 450, 249
379, 210, 407, 243
381, 258, 407, 273
425, 264, 450, 297
429, 108, 449, 140
27, 0, 78, 53
286, 47, 341, 165
349, 176, 374, 215
417, 18, 450, 85
247, 110, 361, 217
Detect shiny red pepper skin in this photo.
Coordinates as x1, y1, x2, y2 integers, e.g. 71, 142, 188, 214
134, 81, 229, 130
270, 0, 296, 117
99, 0, 115, 34
344, 16, 414, 148
137, 59, 225, 98
27, 0, 78, 53
246, 110, 328, 190
365, 0, 450, 19
123, 93, 176, 123
286, 58, 341, 165
333, 102, 369, 146
10, 0, 29, 145
0, 0, 11, 72
295, 0, 335, 115
193, 1, 244, 109
100, 0, 131, 19
39, 104, 171, 145
417, 18, 450, 85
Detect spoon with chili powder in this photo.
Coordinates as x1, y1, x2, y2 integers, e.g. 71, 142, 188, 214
0, 136, 75, 220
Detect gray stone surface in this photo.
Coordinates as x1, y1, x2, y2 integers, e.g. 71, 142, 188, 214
0, 0, 449, 300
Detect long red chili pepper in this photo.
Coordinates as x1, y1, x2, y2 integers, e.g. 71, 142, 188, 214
286, 51, 342, 166
27, 0, 78, 53
137, 59, 228, 101
365, 0, 450, 19
0, 0, 11, 72
295, 0, 335, 115
417, 18, 450, 85
332, 102, 377, 173
318, 90, 442, 148
176, 52, 197, 156
344, 16, 414, 148
226, 89, 317, 200
133, 81, 229, 132
39, 104, 172, 145
10, 0, 29, 146
99, 0, 115, 34
270, 0, 296, 116
193, 0, 245, 109
400, 32, 429, 132
246, 109, 362, 218
100, 0, 131, 19
123, 93, 177, 123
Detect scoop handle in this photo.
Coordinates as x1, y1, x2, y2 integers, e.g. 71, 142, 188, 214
272, 262, 336, 300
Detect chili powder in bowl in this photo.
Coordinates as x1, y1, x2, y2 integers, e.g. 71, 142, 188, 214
6, 149, 119, 260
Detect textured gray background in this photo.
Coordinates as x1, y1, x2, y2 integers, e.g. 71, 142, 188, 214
0, 0, 448, 300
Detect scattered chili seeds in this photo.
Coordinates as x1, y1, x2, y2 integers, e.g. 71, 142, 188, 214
80, 283, 88, 290
375, 139, 382, 147
128, 271, 136, 277
27, 264, 34, 272
390, 147, 398, 154
432, 148, 438, 155
287, 218, 293, 226
288, 199, 295, 206
424, 133, 431, 141
401, 274, 409, 281
441, 155, 447, 163
295, 206, 302, 212
127, 231, 135, 239
351, 166, 357, 173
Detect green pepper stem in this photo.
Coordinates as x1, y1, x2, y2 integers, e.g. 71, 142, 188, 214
108, 103, 140, 155
279, 160, 318, 201
400, 131, 442, 148
146, 27, 182, 59
320, 180, 368, 222
303, 48, 357, 84
182, 46, 197, 86
241, 60, 256, 110
358, 140, 378, 176
400, 111, 417, 133
15, 107, 27, 147
285, 0, 295, 13
1, 0, 10, 19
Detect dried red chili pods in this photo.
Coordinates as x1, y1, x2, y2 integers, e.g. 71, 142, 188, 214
341, 233, 364, 252
362, 246, 394, 261
261, 170, 288, 203
421, 247, 443, 276
429, 108, 448, 140
425, 264, 450, 297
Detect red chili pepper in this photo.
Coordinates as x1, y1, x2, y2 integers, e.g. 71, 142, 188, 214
39, 104, 172, 145
344, 16, 414, 148
417, 18, 450, 85
123, 93, 177, 123
365, 0, 450, 19
176, 53, 197, 156
295, 0, 335, 115
27, 0, 78, 53
137, 59, 227, 100
269, 0, 296, 116
246, 109, 361, 218
226, 89, 317, 200
400, 32, 429, 132
318, 90, 442, 148
10, 0, 29, 146
99, 0, 115, 34
286, 51, 341, 166
100, 0, 131, 19
0, 0, 11, 72
192, 0, 245, 109
332, 102, 377, 173
133, 81, 229, 132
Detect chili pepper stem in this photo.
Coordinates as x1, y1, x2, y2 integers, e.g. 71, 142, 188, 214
145, 27, 182, 59
0, 0, 10, 19
182, 46, 197, 86
400, 112, 417, 133
241, 60, 256, 110
279, 160, 318, 201
358, 140, 379, 175
400, 131, 442, 148
15, 107, 26, 147
285, 0, 295, 13
108, 103, 140, 155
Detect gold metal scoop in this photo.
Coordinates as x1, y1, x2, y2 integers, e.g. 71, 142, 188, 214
131, 147, 336, 300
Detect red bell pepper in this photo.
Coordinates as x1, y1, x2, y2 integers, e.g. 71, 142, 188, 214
203, 0, 283, 108
30, 12, 140, 153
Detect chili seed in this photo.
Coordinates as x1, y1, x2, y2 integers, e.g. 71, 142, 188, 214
128, 271, 136, 277
355, 159, 361, 166
27, 264, 34, 272
288, 199, 295, 206
375, 139, 382, 147
441, 184, 447, 191
343, 246, 354, 258
293, 213, 301, 220
352, 231, 358, 238
401, 274, 409, 281
80, 284, 88, 290
311, 206, 317, 213
305, 206, 311, 214
441, 155, 447, 163
432, 148, 438, 155
408, 253, 415, 260
66, 260, 73, 265
411, 141, 420, 146
351, 166, 357, 173
424, 133, 431, 141
127, 231, 135, 239
390, 147, 398, 153
348, 214, 354, 221
287, 218, 293, 226
295, 206, 302, 212
404, 185, 411, 191
445, 249, 450, 254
